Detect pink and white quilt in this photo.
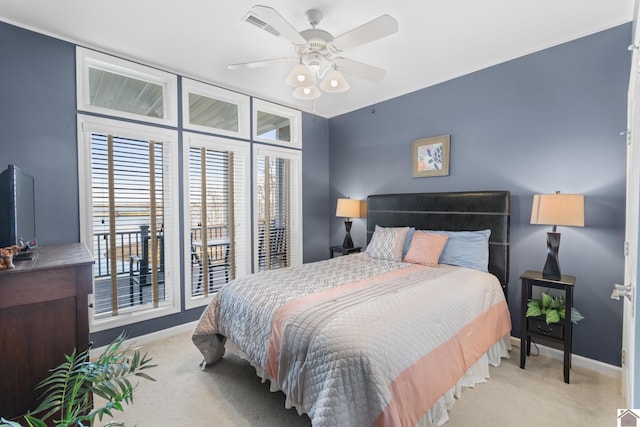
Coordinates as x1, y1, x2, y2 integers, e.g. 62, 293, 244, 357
192, 253, 511, 426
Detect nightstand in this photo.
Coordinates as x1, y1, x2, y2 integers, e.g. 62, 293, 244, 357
329, 246, 362, 258
519, 269, 576, 383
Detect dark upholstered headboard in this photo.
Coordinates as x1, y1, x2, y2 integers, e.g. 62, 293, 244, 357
367, 191, 510, 293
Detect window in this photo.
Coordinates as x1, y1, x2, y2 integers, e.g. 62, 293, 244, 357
76, 47, 178, 126
78, 115, 180, 331
254, 144, 302, 272
182, 78, 250, 139
183, 133, 251, 309
252, 99, 301, 148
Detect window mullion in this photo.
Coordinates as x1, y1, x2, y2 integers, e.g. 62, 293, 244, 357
149, 140, 159, 308
107, 134, 119, 315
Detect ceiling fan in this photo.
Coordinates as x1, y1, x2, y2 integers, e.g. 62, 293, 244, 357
228, 5, 398, 99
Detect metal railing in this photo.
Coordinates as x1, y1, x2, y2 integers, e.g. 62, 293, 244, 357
93, 225, 228, 279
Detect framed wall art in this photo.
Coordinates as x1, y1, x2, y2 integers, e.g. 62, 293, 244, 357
412, 134, 450, 177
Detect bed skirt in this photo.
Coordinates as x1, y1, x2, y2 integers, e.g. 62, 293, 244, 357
220, 334, 511, 427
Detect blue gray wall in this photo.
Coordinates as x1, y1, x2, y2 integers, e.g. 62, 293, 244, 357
0, 23, 79, 245
302, 113, 331, 262
329, 23, 631, 365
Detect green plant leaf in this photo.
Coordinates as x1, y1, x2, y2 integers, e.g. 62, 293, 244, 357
526, 304, 542, 317
546, 309, 561, 324
541, 292, 553, 308
0, 418, 24, 427
10, 332, 156, 427
549, 295, 564, 309
571, 307, 585, 324
558, 307, 566, 319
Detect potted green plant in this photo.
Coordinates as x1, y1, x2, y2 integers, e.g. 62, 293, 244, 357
526, 291, 584, 325
0, 333, 155, 427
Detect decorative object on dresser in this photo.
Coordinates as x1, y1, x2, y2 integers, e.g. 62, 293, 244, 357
335, 197, 362, 249
530, 191, 584, 280
0, 243, 93, 421
0, 245, 20, 270
411, 134, 450, 178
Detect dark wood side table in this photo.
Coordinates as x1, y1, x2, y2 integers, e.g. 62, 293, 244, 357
519, 269, 576, 384
330, 246, 362, 258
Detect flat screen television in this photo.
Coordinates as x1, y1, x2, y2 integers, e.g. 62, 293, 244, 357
0, 165, 36, 248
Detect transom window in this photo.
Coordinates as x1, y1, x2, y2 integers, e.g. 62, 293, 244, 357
182, 78, 250, 139
76, 47, 177, 126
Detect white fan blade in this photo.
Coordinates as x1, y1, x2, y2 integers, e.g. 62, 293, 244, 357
332, 15, 398, 52
243, 5, 306, 46
335, 57, 386, 81
228, 57, 297, 70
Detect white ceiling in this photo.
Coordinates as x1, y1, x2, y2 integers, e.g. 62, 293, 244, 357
0, 0, 634, 118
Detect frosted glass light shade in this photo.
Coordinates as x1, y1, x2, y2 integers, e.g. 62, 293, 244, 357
530, 193, 584, 227
292, 85, 321, 100
319, 69, 350, 93
285, 63, 316, 87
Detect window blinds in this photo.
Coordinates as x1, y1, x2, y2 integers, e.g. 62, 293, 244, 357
91, 133, 168, 314
186, 136, 249, 300
256, 155, 291, 272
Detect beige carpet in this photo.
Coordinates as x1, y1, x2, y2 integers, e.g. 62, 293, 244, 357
95, 331, 623, 426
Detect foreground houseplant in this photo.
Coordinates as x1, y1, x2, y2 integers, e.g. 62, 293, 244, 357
0, 334, 155, 427
526, 291, 584, 325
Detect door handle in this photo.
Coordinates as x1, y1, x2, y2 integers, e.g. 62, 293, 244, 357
611, 283, 633, 302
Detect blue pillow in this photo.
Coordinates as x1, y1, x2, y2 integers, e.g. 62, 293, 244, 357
428, 229, 491, 272
402, 227, 415, 258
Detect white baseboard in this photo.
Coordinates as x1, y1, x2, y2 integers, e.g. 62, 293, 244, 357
90, 321, 197, 357
510, 336, 621, 379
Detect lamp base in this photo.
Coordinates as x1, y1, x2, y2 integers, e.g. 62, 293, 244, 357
542, 231, 561, 280
342, 220, 354, 249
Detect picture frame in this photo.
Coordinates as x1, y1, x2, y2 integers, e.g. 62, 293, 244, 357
412, 134, 450, 178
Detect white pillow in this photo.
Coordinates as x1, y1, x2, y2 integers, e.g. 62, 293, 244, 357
368, 226, 410, 262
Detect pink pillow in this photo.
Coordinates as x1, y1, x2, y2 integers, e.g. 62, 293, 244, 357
403, 231, 449, 267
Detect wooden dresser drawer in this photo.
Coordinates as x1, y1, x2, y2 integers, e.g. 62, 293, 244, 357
527, 317, 564, 340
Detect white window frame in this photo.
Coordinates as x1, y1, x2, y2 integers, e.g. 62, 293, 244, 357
253, 143, 303, 272
252, 99, 302, 149
77, 114, 181, 332
182, 132, 251, 309
76, 47, 178, 127
182, 78, 250, 139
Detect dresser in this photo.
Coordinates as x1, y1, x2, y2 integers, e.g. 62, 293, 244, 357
0, 243, 93, 420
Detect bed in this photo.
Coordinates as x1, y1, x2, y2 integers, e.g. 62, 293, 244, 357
192, 191, 512, 426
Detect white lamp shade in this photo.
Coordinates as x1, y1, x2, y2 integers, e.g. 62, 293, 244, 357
285, 63, 317, 87
319, 69, 350, 93
292, 85, 321, 100
530, 193, 584, 227
336, 198, 361, 218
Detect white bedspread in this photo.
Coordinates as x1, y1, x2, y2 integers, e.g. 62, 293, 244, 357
192, 253, 511, 426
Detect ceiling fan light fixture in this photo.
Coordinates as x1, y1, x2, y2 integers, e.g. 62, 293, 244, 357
292, 85, 321, 100
285, 63, 316, 87
319, 68, 350, 93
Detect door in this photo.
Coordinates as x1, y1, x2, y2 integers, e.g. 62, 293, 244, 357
624, 16, 640, 406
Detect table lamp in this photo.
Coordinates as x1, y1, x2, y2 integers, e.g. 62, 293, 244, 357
336, 198, 362, 249
530, 191, 584, 280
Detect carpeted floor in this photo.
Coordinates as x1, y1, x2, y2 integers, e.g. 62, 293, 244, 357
95, 331, 623, 426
